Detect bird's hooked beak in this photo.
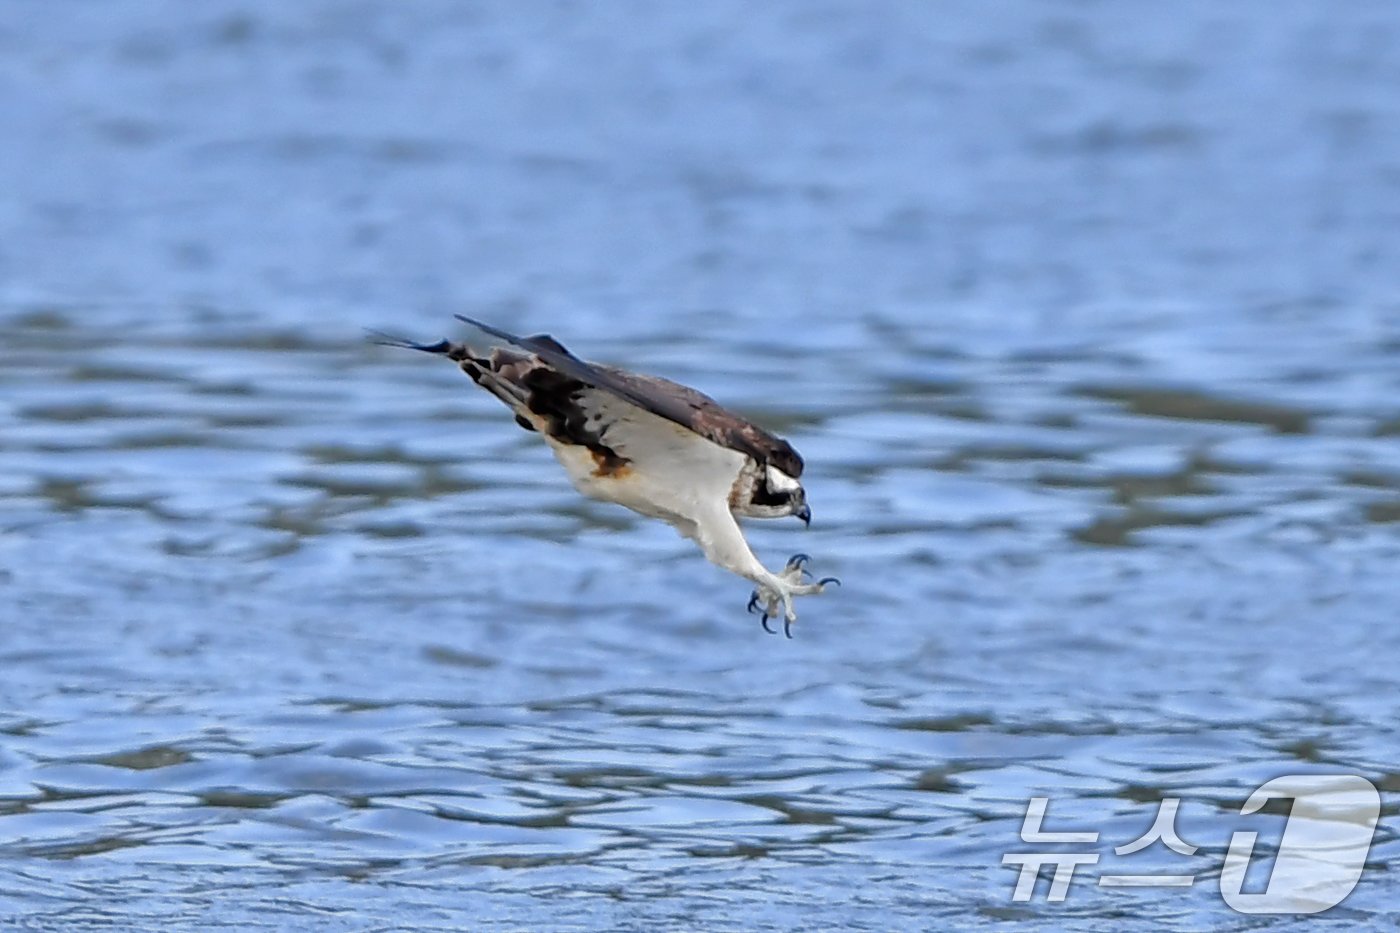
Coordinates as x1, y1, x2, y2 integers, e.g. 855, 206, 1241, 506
796, 504, 811, 527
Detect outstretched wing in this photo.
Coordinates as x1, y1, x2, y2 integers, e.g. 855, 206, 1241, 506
455, 315, 804, 478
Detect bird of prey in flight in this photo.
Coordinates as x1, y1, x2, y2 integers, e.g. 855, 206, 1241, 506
374, 316, 838, 636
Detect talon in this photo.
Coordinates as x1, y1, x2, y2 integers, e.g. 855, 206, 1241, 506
783, 617, 794, 639
786, 553, 811, 570
818, 576, 841, 588
746, 592, 760, 614
760, 612, 776, 635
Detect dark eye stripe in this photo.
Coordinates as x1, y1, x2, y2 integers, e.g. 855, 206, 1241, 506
752, 484, 791, 507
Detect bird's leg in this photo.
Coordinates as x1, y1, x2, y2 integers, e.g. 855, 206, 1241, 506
747, 554, 840, 637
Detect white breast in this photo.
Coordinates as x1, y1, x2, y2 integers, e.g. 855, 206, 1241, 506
543, 395, 748, 528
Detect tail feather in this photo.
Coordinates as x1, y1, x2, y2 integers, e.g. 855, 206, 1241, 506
365, 328, 468, 359
370, 326, 536, 416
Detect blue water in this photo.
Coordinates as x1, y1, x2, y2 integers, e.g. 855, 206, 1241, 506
2, 2, 1399, 930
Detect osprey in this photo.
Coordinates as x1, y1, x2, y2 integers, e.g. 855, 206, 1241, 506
375, 316, 838, 636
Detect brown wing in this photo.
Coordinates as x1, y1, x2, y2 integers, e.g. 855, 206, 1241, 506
454, 316, 804, 478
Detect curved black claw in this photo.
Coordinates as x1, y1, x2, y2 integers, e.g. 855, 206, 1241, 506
786, 553, 812, 570
760, 612, 777, 635
818, 576, 842, 588
783, 617, 794, 639
746, 592, 760, 614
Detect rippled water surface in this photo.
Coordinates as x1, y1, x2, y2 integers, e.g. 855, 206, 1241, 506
4, 2, 1400, 930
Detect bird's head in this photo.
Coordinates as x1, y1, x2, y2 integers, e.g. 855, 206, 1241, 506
739, 463, 811, 526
